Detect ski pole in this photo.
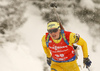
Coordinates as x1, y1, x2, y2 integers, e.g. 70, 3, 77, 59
87, 67, 90, 71
50, 2, 65, 30
83, 64, 91, 71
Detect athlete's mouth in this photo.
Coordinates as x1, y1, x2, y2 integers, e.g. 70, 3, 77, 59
52, 35, 56, 38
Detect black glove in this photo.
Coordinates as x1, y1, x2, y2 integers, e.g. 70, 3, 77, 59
47, 57, 52, 66
83, 58, 92, 68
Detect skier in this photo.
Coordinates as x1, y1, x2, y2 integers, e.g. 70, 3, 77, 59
42, 21, 92, 71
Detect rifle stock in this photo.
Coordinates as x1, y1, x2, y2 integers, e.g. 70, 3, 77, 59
59, 23, 65, 30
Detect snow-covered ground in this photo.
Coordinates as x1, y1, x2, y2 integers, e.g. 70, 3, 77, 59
0, 2, 100, 71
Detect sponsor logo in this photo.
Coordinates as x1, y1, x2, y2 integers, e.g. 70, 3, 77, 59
55, 54, 64, 57
72, 50, 75, 54
49, 40, 52, 43
51, 49, 68, 53
48, 24, 55, 28
57, 57, 68, 61
49, 46, 68, 50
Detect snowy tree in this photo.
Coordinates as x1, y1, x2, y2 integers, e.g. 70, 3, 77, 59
32, 0, 100, 35
32, 0, 100, 52
0, 0, 27, 44
73, 0, 100, 52
73, 0, 100, 38
32, 0, 77, 24
0, 0, 27, 34
32, 0, 100, 25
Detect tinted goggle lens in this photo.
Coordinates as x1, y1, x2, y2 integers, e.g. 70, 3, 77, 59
48, 28, 58, 33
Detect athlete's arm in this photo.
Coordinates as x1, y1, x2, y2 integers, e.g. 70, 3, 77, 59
42, 35, 51, 58
69, 33, 88, 58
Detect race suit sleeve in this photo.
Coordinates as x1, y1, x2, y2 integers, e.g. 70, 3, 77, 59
69, 33, 88, 58
42, 35, 51, 58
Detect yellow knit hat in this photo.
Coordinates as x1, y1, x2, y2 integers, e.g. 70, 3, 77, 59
47, 22, 60, 30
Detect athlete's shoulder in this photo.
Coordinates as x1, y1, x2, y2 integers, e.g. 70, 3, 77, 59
64, 30, 71, 34
69, 32, 80, 43
42, 35, 46, 42
42, 35, 47, 47
61, 30, 72, 42
64, 30, 71, 36
42, 32, 49, 40
63, 30, 72, 37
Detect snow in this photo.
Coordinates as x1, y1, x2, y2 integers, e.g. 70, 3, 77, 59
0, 4, 44, 71
18, 5, 46, 58
0, 0, 9, 6
0, 42, 43, 71
0, 1, 100, 71
79, 0, 95, 11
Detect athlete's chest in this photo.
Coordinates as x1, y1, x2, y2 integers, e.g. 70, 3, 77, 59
48, 38, 71, 52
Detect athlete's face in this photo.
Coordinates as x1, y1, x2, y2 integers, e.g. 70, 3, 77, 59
48, 28, 61, 40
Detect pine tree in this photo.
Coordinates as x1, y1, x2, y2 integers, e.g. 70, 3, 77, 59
0, 0, 27, 34
73, 0, 100, 39
32, 0, 100, 53
33, 0, 76, 24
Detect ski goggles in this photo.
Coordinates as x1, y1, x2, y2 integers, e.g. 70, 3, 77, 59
48, 28, 58, 33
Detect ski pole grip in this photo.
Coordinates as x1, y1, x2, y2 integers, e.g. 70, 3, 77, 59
50, 3, 57, 8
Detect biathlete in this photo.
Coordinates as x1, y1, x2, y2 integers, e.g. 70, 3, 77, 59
42, 21, 91, 71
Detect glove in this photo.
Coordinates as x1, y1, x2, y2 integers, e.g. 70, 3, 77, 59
83, 58, 92, 68
47, 57, 52, 66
